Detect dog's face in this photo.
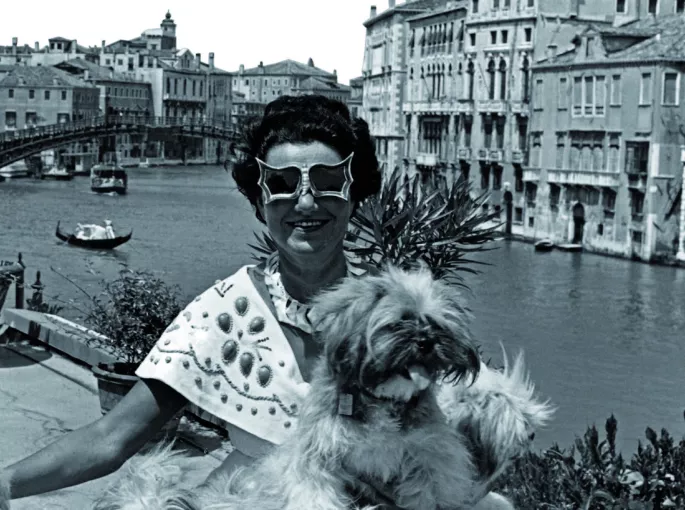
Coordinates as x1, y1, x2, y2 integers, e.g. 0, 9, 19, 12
312, 265, 481, 402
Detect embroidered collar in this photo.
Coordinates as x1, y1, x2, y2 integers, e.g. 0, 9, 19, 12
263, 251, 361, 335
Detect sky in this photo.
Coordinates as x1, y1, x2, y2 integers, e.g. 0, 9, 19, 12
0, 0, 387, 84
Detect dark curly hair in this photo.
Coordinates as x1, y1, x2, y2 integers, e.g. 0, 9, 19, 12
231, 95, 381, 223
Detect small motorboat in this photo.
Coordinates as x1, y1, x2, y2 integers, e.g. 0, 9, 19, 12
557, 243, 583, 253
41, 166, 74, 181
91, 163, 127, 194
534, 239, 555, 252
55, 221, 132, 250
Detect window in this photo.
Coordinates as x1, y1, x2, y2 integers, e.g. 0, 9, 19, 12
527, 0, 534, 6
524, 28, 532, 42
472, 0, 479, 13
494, 0, 500, 8
480, 165, 490, 189
608, 133, 620, 172
616, 0, 626, 12
490, 31, 497, 45
530, 132, 542, 166
556, 133, 565, 168
469, 33, 476, 47
61, 90, 67, 100
572, 75, 604, 116
8, 89, 13, 98
499, 60, 507, 99
28, 89, 35, 99
483, 117, 493, 148
44, 90, 50, 100
487, 60, 496, 99
5, 111, 16, 128
678, 0, 685, 13
640, 73, 652, 104
533, 78, 543, 108
625, 141, 649, 174
595, 76, 605, 115
584, 77, 594, 115
495, 118, 505, 149
493, 165, 503, 189
648, 0, 658, 13
569, 131, 605, 171
573, 76, 582, 115
610, 75, 621, 104
662, 72, 679, 105
501, 30, 508, 44
558, 77, 568, 109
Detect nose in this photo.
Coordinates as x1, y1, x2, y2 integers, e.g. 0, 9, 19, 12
294, 191, 316, 212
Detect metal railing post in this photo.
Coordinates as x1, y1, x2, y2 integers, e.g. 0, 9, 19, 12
15, 252, 25, 309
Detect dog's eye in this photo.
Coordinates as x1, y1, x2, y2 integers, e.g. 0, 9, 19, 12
400, 311, 414, 322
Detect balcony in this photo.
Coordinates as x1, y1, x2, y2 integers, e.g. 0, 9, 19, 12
476, 148, 489, 161
456, 99, 474, 115
511, 149, 526, 164
457, 147, 471, 160
547, 169, 621, 187
523, 168, 541, 182
476, 99, 505, 115
489, 149, 503, 162
627, 173, 648, 190
510, 101, 530, 116
416, 153, 438, 166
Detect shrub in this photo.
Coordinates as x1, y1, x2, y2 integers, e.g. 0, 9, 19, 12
493, 415, 685, 509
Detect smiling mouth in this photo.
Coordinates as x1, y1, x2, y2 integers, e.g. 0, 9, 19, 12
288, 219, 330, 233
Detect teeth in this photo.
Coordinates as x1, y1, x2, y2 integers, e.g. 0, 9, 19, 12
293, 221, 325, 227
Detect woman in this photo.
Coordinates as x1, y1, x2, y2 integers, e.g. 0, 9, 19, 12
0, 95, 510, 509
0, 94, 383, 499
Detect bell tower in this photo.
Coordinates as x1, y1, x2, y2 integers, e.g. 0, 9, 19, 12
160, 11, 177, 50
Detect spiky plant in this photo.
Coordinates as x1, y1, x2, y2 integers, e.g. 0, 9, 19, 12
250, 165, 502, 285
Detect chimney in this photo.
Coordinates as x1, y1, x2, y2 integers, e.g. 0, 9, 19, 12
12, 37, 17, 55
389, 0, 395, 7
101, 40, 106, 54
370, 5, 377, 17
84, 69, 90, 81
239, 63, 244, 73
259, 61, 263, 67
307, 57, 314, 67
333, 69, 338, 81
209, 52, 215, 69
34, 41, 39, 51
195, 52, 201, 69
546, 43, 557, 60
71, 39, 77, 54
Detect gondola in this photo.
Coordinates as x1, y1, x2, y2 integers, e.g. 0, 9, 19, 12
55, 221, 132, 250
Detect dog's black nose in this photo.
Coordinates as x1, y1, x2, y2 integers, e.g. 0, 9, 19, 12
416, 337, 436, 354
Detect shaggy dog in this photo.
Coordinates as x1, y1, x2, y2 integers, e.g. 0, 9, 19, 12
1, 266, 554, 510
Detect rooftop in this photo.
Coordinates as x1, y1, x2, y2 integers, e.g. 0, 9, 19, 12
54, 58, 147, 84
295, 76, 351, 92
235, 59, 335, 79
0, 65, 95, 88
536, 13, 685, 67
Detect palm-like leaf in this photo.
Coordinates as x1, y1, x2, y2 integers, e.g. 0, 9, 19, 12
251, 165, 502, 287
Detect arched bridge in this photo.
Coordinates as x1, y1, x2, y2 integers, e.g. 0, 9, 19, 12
0, 115, 239, 168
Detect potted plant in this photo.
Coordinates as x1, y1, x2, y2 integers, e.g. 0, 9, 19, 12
79, 269, 183, 438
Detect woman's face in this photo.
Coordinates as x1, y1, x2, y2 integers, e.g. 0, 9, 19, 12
258, 141, 354, 265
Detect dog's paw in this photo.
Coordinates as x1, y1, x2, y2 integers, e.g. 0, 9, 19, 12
0, 470, 10, 510
437, 346, 554, 480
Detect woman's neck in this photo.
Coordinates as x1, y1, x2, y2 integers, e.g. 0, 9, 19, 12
277, 249, 348, 303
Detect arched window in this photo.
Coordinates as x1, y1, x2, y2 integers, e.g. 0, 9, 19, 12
487, 59, 496, 100
467, 60, 475, 100
499, 59, 507, 99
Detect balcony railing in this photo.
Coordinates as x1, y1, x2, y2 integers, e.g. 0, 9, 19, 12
547, 169, 621, 187
511, 149, 526, 164
457, 147, 471, 160
416, 153, 438, 166
523, 168, 541, 181
476, 99, 505, 114
510, 101, 530, 116
627, 173, 648, 190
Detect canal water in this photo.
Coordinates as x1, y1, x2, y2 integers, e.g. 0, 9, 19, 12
1, 165, 684, 455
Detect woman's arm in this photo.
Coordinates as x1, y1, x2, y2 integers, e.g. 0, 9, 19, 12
2, 378, 186, 499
